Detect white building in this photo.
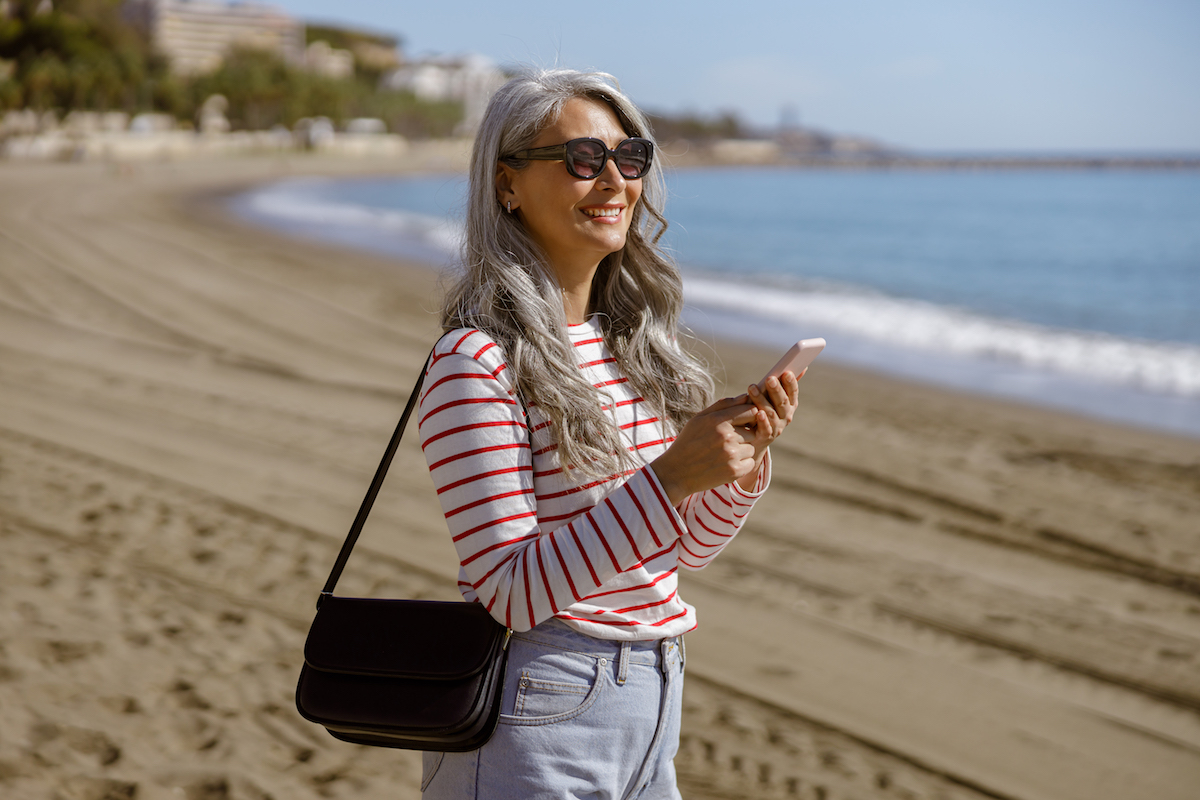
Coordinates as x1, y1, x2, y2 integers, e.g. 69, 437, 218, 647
304, 40, 354, 80
124, 0, 304, 75
382, 54, 506, 132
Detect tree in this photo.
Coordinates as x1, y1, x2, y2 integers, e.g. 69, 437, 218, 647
0, 0, 165, 113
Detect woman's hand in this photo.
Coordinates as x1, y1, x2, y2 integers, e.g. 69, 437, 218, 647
736, 369, 801, 492
649, 397, 762, 506
650, 370, 802, 505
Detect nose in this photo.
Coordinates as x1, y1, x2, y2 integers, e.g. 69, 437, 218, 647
594, 155, 627, 190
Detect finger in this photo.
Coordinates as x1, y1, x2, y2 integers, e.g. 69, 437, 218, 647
764, 375, 789, 410
783, 371, 800, 405
746, 383, 771, 413
727, 405, 760, 428
709, 402, 758, 424
706, 395, 750, 413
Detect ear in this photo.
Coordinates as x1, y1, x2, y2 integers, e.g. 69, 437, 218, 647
495, 163, 520, 213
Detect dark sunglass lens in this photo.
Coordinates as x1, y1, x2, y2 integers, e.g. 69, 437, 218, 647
615, 140, 650, 178
567, 140, 607, 178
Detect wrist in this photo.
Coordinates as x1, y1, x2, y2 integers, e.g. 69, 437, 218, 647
648, 457, 689, 506
737, 457, 765, 493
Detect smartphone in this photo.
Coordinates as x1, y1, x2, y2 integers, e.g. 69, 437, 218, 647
759, 338, 825, 389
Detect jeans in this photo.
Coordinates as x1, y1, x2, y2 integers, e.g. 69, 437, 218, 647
421, 618, 685, 800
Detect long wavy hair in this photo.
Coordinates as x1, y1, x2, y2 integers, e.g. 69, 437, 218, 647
442, 68, 713, 478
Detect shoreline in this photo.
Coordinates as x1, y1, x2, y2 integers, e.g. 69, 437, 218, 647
2, 155, 1198, 799
230, 166, 1200, 442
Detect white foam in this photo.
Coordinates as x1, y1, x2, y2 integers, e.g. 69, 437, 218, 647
237, 179, 1200, 401
243, 179, 463, 256
684, 276, 1200, 398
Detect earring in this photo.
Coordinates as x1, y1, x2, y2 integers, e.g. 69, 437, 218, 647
507, 201, 512, 214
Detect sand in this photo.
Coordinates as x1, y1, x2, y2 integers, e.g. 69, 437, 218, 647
1, 153, 1198, 800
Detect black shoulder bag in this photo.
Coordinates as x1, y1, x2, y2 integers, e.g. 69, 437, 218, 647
295, 351, 512, 751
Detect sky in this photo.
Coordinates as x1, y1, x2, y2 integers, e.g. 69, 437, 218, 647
271, 0, 1200, 153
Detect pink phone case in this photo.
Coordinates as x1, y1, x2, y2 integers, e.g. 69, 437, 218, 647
760, 338, 826, 388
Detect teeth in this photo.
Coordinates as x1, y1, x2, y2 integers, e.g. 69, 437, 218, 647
583, 208, 620, 217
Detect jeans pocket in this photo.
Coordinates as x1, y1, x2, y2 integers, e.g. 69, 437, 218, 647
500, 649, 603, 726
420, 751, 445, 791
513, 671, 592, 717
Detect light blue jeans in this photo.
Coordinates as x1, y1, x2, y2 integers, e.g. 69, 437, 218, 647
421, 618, 685, 800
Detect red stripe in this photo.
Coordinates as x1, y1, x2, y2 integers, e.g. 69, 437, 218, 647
438, 464, 532, 494
460, 532, 538, 564
593, 504, 624, 571
568, 524, 601, 588
678, 538, 706, 562
423, 419, 524, 449
453, 510, 537, 543
690, 515, 733, 545
581, 565, 676, 601
429, 441, 529, 472
472, 549, 521, 589
558, 607, 689, 628
625, 488, 662, 550
549, 534, 582, 602
523, 554, 535, 629
645, 471, 688, 538
608, 492, 646, 560
579, 357, 617, 368
534, 470, 633, 502
420, 395, 517, 427
535, 540, 559, 614
607, 589, 678, 615
701, 496, 734, 527
538, 507, 589, 525
423, 371, 498, 401
444, 487, 534, 519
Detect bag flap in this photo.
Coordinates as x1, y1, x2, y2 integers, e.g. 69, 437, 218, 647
303, 597, 506, 680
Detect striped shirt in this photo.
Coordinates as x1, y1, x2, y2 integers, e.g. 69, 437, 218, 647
417, 318, 769, 640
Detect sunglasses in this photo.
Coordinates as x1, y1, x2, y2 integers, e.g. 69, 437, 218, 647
505, 137, 654, 180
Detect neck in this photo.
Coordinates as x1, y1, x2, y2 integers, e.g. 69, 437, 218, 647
561, 286, 591, 325
554, 260, 601, 325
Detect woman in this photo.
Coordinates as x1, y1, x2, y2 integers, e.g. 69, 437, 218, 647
417, 68, 800, 799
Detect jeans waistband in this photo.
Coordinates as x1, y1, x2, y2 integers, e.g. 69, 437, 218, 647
513, 617, 683, 670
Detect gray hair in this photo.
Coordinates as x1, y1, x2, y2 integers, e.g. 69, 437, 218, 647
442, 68, 713, 478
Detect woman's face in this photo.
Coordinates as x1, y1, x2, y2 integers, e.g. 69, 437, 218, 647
498, 97, 643, 283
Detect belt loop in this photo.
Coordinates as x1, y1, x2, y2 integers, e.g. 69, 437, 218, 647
679, 634, 685, 670
616, 641, 630, 686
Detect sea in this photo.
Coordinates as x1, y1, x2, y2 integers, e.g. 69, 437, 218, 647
231, 167, 1200, 439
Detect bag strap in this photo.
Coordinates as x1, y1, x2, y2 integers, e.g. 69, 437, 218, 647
316, 346, 436, 609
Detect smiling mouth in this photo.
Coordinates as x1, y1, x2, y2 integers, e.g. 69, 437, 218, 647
582, 207, 622, 218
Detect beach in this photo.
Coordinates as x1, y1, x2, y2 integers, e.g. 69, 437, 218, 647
1, 153, 1199, 799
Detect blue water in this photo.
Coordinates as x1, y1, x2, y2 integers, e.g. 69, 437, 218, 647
232, 168, 1200, 438
665, 170, 1200, 346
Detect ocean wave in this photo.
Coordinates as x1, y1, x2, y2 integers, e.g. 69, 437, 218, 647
241, 179, 463, 256
237, 180, 1200, 400
684, 276, 1200, 397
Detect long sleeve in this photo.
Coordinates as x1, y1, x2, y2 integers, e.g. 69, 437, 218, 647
417, 325, 769, 639
675, 454, 770, 570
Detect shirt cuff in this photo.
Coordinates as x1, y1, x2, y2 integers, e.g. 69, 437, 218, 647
731, 448, 771, 499
640, 462, 690, 534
